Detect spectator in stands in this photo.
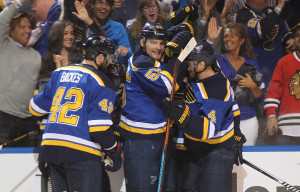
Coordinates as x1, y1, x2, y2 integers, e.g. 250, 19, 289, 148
72, 0, 133, 64
126, 0, 171, 53
189, 0, 232, 53
110, 0, 129, 27
209, 20, 264, 146
29, 0, 62, 57
0, 0, 31, 12
236, 0, 295, 88
39, 20, 83, 80
0, 0, 41, 146
263, 23, 300, 145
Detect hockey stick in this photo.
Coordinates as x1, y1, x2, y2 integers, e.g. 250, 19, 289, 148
157, 37, 197, 192
243, 159, 300, 192
0, 129, 40, 150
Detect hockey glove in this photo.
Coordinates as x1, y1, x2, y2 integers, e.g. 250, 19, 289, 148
170, 2, 198, 25
188, 2, 199, 21
233, 132, 246, 166
162, 97, 191, 130
103, 143, 123, 172
167, 22, 194, 40
165, 30, 194, 58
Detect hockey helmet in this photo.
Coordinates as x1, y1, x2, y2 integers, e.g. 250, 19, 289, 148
140, 22, 167, 43
82, 34, 115, 61
186, 40, 217, 70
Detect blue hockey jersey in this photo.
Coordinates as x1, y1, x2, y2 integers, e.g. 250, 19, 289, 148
119, 48, 187, 141
29, 64, 117, 163
236, 3, 292, 87
182, 73, 239, 151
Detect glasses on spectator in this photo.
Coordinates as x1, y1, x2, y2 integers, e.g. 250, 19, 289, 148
143, 4, 157, 11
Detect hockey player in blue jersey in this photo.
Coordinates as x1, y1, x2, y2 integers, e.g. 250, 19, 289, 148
29, 34, 122, 192
162, 40, 246, 192
119, 22, 194, 191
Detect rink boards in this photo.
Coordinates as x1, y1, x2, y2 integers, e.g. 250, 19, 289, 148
0, 146, 299, 192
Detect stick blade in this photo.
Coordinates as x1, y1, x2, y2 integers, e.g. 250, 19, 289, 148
177, 37, 197, 62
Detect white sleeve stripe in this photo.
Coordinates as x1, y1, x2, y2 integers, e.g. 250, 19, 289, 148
264, 103, 279, 108
161, 75, 172, 94
264, 98, 280, 104
88, 120, 113, 126
208, 121, 215, 139
30, 99, 48, 114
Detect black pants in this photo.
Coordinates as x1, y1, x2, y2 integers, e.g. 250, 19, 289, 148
0, 110, 39, 147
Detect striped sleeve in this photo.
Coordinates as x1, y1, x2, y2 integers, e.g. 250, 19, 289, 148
264, 59, 284, 117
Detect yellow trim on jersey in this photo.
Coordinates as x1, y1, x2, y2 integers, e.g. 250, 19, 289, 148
185, 129, 234, 144
154, 60, 159, 67
224, 80, 230, 101
161, 71, 179, 91
40, 125, 45, 130
131, 61, 139, 71
201, 118, 209, 140
199, 83, 208, 99
29, 104, 45, 117
41, 140, 102, 157
233, 110, 241, 117
89, 126, 110, 132
119, 121, 166, 134
59, 66, 105, 87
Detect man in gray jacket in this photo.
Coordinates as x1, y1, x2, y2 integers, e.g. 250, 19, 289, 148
0, 0, 41, 147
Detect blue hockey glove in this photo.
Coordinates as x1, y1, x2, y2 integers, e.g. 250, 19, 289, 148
162, 97, 191, 130
103, 143, 123, 172
234, 132, 246, 166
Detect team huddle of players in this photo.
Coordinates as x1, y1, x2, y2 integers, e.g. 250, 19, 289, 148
28, 2, 300, 192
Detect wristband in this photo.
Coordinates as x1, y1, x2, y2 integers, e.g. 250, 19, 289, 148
275, 6, 281, 13
15, 0, 23, 6
206, 39, 214, 45
200, 19, 207, 24
268, 115, 276, 118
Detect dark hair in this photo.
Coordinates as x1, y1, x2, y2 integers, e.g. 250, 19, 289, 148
40, 20, 82, 77
90, 0, 114, 6
88, 0, 114, 19
9, 12, 35, 34
222, 22, 256, 60
130, 0, 167, 39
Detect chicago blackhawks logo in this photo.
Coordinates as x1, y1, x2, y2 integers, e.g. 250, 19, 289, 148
288, 70, 300, 100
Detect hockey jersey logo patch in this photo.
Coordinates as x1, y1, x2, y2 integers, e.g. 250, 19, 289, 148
289, 70, 300, 100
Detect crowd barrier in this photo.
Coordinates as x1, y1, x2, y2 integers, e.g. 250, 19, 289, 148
0, 146, 299, 192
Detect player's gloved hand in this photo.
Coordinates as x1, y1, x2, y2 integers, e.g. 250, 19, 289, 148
189, 2, 199, 21
103, 143, 123, 172
234, 131, 246, 166
162, 97, 191, 130
170, 2, 198, 25
38, 161, 49, 177
165, 29, 194, 58
167, 22, 194, 40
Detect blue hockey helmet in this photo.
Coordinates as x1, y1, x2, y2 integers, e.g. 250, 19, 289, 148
140, 22, 167, 44
186, 40, 217, 70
